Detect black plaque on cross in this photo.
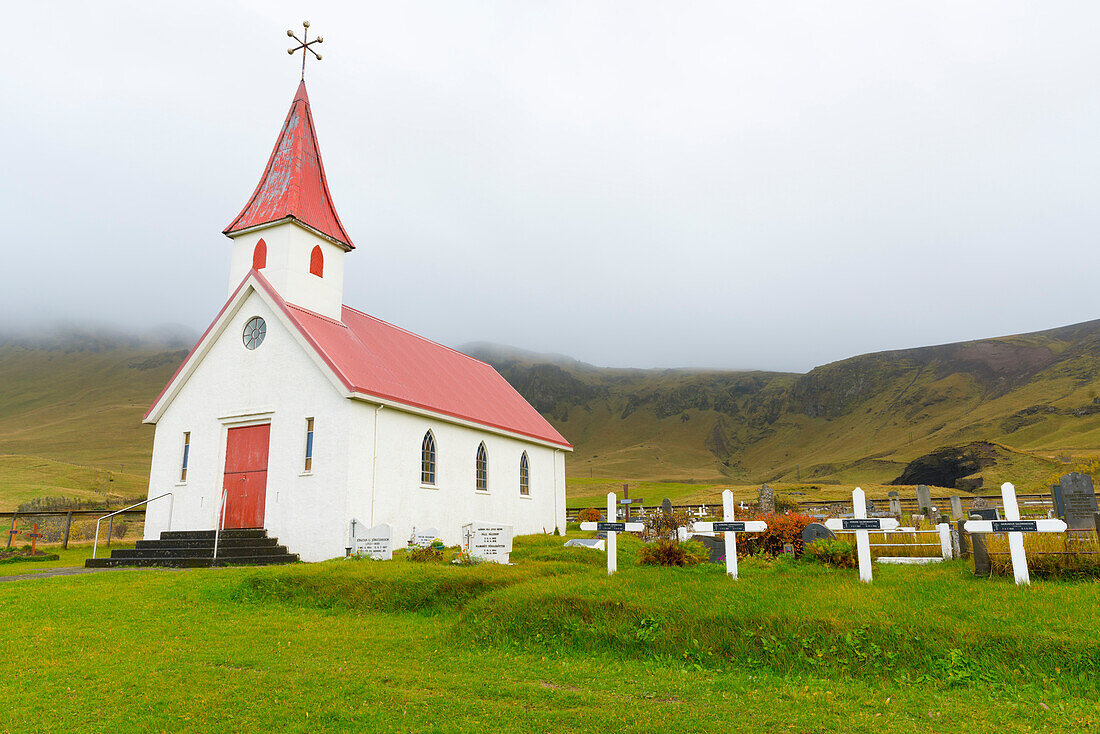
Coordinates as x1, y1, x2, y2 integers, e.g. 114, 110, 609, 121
712, 521, 747, 533
597, 522, 626, 532
991, 520, 1038, 533
841, 518, 882, 530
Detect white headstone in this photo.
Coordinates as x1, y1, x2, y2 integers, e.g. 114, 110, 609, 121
352, 523, 393, 560
412, 527, 441, 548
462, 522, 514, 564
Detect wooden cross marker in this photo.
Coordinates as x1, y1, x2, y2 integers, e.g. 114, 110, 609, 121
964, 482, 1067, 586
287, 20, 323, 81
26, 523, 42, 555
579, 492, 644, 575
691, 489, 767, 579
824, 487, 899, 583
7, 518, 18, 549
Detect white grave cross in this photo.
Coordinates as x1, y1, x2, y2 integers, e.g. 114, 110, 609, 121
964, 482, 1067, 586
824, 487, 899, 583
579, 492, 644, 575
691, 489, 767, 579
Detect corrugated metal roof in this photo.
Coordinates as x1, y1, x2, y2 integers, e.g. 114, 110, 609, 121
223, 81, 354, 249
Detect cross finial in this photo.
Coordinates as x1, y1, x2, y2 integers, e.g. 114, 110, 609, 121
287, 20, 323, 81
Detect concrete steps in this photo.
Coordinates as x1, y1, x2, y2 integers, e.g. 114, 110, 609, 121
85, 528, 299, 569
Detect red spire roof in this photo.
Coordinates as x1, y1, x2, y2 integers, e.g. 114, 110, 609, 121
224, 81, 354, 249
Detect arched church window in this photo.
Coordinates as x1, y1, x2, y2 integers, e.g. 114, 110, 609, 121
421, 431, 436, 485
519, 452, 530, 496
252, 239, 267, 270
476, 442, 488, 492
309, 245, 324, 277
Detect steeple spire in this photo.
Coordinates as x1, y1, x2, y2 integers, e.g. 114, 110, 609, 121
223, 80, 353, 249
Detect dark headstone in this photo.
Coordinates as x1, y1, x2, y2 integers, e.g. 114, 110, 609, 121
955, 520, 971, 559
969, 507, 1000, 521
1051, 484, 1064, 518
690, 534, 725, 563
1058, 473, 1099, 530
661, 498, 673, 516
801, 522, 836, 544
971, 531, 991, 577
916, 485, 933, 515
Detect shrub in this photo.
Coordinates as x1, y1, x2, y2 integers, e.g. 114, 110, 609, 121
637, 539, 709, 567
804, 538, 856, 568
739, 512, 813, 557
406, 546, 446, 563
576, 508, 601, 523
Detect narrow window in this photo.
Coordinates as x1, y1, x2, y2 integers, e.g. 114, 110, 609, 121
476, 442, 488, 492
180, 431, 190, 482
519, 452, 530, 496
421, 431, 436, 485
252, 238, 267, 269
309, 245, 324, 277
304, 418, 314, 472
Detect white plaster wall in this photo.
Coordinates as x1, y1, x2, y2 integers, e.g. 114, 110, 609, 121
344, 402, 567, 549
227, 223, 346, 320
144, 290, 351, 561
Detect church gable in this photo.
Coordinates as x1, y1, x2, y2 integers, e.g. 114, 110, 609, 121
144, 271, 349, 424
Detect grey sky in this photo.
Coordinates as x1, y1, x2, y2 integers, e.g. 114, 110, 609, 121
2, 2, 1098, 372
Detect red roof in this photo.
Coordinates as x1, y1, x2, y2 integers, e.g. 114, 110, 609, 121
224, 81, 354, 249
147, 272, 571, 450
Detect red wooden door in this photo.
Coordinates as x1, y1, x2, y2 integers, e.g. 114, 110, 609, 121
222, 424, 271, 529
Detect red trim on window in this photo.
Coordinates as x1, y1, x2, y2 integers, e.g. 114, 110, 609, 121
252, 239, 267, 270
309, 245, 324, 277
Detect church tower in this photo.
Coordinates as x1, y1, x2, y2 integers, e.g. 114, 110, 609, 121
223, 80, 352, 320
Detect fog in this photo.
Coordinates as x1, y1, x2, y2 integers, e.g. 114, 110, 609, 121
2, 2, 1098, 371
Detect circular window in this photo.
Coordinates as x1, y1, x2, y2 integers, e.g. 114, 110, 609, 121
242, 317, 267, 350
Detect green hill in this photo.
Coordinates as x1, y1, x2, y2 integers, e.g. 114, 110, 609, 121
6, 319, 1100, 508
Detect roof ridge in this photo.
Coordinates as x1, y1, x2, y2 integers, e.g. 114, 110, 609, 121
340, 304, 493, 369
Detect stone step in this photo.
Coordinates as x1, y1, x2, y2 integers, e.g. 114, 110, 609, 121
109, 545, 289, 559
159, 529, 268, 541
85, 554, 299, 569
135, 537, 279, 550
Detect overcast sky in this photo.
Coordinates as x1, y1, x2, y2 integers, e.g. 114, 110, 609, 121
2, 2, 1099, 372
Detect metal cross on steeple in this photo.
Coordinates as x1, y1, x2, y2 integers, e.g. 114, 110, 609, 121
287, 20, 323, 80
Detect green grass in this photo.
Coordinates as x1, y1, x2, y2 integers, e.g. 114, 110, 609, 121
1, 533, 1097, 732
0, 542, 135, 576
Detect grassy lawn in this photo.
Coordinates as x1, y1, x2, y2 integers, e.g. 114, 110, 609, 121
0, 542, 136, 576
1, 534, 1097, 732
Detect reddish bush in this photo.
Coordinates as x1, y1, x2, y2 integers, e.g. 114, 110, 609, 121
576, 508, 601, 523
740, 512, 813, 557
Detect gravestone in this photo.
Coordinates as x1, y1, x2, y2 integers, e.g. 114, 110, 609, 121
971, 531, 991, 577
462, 522, 514, 564
564, 538, 605, 551
412, 527, 441, 548
969, 507, 1000, 521
1051, 483, 1064, 518
916, 485, 933, 516
972, 496, 989, 509
950, 496, 963, 520
758, 484, 775, 514
887, 491, 901, 516
1058, 473, 1100, 530
352, 523, 393, 560
801, 522, 836, 544
661, 498, 673, 516
955, 520, 971, 559
782, 543, 795, 555
689, 534, 725, 563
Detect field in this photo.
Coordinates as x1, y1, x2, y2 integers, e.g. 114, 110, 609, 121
1, 534, 1097, 733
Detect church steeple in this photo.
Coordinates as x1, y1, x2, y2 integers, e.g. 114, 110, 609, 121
223, 79, 351, 321
224, 81, 353, 249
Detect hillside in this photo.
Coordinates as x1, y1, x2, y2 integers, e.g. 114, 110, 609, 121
6, 319, 1100, 507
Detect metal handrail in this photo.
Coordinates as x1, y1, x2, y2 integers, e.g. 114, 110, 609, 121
92, 492, 174, 560
213, 488, 228, 560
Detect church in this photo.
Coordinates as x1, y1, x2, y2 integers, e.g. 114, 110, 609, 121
139, 78, 571, 562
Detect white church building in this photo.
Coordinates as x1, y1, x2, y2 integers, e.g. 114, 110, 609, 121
140, 80, 571, 561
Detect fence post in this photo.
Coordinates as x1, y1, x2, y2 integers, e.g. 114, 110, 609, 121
108, 517, 113, 548
936, 522, 953, 559
6, 512, 16, 549
1094, 513, 1100, 545
62, 511, 74, 550
971, 532, 991, 577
